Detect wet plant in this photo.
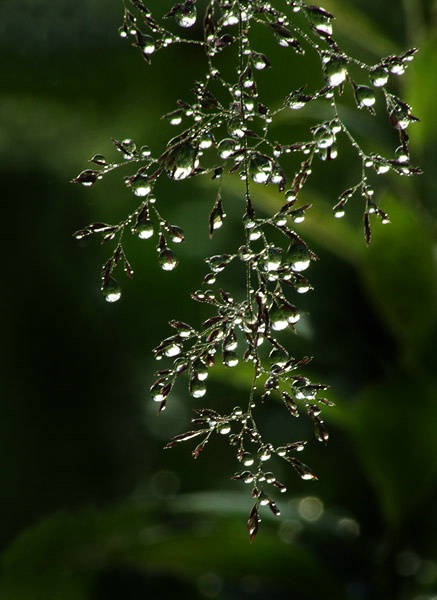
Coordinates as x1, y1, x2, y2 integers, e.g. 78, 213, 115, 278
73, 0, 420, 541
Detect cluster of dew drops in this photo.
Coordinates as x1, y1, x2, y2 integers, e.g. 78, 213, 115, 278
73, 0, 421, 540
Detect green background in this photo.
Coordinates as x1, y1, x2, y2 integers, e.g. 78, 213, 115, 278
1, 1, 437, 598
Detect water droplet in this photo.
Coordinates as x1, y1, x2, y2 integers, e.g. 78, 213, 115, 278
174, 2, 197, 28
324, 55, 347, 86
102, 277, 122, 303
285, 243, 311, 272
228, 117, 245, 139
190, 376, 207, 398
150, 381, 167, 403
258, 445, 272, 462
249, 153, 273, 184
286, 82, 309, 106
142, 35, 156, 55
209, 205, 224, 232
389, 60, 405, 75
294, 384, 318, 401
270, 309, 288, 331
120, 138, 136, 159
258, 491, 270, 506
164, 343, 182, 358
251, 52, 270, 70
374, 158, 390, 174
265, 472, 276, 484
315, 420, 329, 443
260, 246, 282, 272
168, 225, 185, 243
291, 458, 317, 480
355, 85, 376, 108
269, 348, 289, 367
159, 248, 178, 271
295, 277, 311, 293
243, 471, 254, 484
223, 332, 238, 351
285, 189, 296, 203
285, 306, 300, 323
165, 142, 198, 180
217, 138, 238, 159
140, 145, 151, 157
313, 125, 335, 149
395, 146, 409, 164
248, 228, 261, 241
166, 110, 183, 126
271, 165, 286, 186
206, 254, 233, 273
199, 132, 213, 149
306, 5, 333, 37
290, 208, 305, 223
217, 423, 231, 435
193, 360, 208, 381
137, 220, 154, 239
221, 9, 238, 25
73, 169, 99, 186
90, 154, 107, 166
370, 66, 388, 87
130, 173, 151, 197
223, 350, 239, 367
242, 452, 255, 467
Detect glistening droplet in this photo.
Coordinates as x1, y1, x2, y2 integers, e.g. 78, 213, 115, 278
355, 85, 376, 108
159, 248, 178, 271
189, 376, 207, 398
324, 55, 347, 86
174, 3, 197, 28
142, 36, 156, 55
165, 142, 198, 180
102, 277, 122, 303
137, 220, 154, 239
370, 66, 388, 87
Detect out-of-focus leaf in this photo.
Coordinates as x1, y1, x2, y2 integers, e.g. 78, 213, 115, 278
0, 502, 348, 600
407, 32, 437, 149
346, 371, 437, 529
360, 195, 437, 362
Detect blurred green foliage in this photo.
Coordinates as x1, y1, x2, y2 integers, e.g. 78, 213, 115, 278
1, 1, 437, 599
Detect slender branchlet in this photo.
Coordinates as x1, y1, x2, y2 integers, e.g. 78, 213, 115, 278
73, 0, 420, 541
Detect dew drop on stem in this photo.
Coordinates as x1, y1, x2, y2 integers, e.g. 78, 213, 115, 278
285, 243, 311, 272
242, 452, 255, 467
130, 174, 151, 197
370, 66, 389, 87
354, 85, 376, 109
136, 220, 154, 239
189, 376, 207, 399
323, 55, 347, 87
174, 2, 197, 28
159, 248, 178, 271
101, 277, 122, 303
142, 36, 156, 55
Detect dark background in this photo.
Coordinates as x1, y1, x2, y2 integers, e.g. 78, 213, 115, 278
1, 1, 437, 598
